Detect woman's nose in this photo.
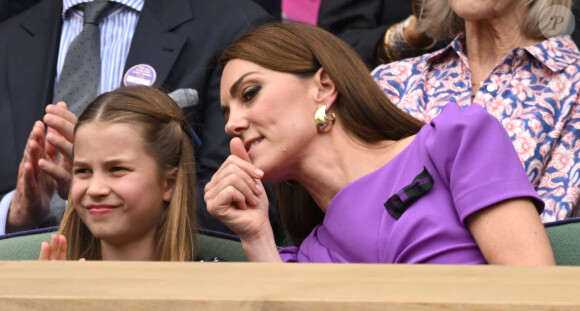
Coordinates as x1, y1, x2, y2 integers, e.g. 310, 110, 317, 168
224, 112, 250, 137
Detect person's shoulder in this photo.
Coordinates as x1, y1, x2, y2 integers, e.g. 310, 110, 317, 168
179, 0, 272, 33
527, 36, 580, 74
187, 0, 269, 16
371, 56, 419, 76
371, 46, 448, 78
0, 0, 60, 48
430, 103, 497, 127
425, 103, 506, 145
0, 0, 57, 32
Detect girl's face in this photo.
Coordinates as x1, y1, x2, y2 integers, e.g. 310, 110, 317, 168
71, 122, 173, 246
220, 59, 320, 182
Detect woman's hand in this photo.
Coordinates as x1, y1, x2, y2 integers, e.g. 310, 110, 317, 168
204, 138, 281, 262
404, 0, 436, 48
39, 234, 67, 260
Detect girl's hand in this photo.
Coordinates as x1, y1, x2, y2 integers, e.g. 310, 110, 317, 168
39, 234, 67, 260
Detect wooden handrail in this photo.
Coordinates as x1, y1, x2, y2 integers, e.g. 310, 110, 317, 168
1, 261, 578, 310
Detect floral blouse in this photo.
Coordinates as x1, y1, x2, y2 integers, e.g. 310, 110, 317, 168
372, 34, 580, 222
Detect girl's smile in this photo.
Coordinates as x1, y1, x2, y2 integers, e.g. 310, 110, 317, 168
71, 122, 173, 245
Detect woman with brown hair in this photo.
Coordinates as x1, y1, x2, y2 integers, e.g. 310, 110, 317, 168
39, 86, 196, 261
204, 22, 555, 264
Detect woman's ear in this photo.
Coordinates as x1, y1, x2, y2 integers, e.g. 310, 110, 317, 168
313, 68, 338, 109
162, 168, 177, 203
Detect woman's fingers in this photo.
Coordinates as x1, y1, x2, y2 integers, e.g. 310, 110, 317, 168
211, 154, 263, 181
207, 155, 263, 195
205, 166, 261, 209
214, 185, 251, 213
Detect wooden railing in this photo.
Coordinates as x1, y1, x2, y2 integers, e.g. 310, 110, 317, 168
1, 261, 579, 310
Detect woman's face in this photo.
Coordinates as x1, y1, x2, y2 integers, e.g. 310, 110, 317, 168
220, 59, 319, 181
447, 0, 521, 21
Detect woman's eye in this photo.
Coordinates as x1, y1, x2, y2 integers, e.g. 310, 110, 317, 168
221, 107, 230, 121
242, 86, 260, 102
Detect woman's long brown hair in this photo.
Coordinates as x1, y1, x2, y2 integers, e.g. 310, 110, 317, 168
220, 22, 423, 245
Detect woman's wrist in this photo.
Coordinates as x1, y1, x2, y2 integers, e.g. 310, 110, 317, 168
402, 15, 436, 49
240, 226, 282, 262
377, 25, 399, 63
378, 15, 437, 63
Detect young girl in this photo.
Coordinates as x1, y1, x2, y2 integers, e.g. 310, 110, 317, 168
39, 86, 196, 261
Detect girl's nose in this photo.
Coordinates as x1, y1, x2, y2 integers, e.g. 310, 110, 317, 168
86, 174, 110, 197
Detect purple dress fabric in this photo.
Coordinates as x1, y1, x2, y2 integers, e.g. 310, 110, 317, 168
279, 103, 543, 263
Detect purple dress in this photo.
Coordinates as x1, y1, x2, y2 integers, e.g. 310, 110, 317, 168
279, 103, 543, 263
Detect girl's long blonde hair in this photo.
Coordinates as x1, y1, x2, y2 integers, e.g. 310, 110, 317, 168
59, 86, 196, 261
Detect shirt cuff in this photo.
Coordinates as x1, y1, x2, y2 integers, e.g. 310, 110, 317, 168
0, 190, 15, 236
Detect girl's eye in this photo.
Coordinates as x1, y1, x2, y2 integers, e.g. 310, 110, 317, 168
242, 86, 260, 102
73, 168, 91, 177
110, 166, 127, 173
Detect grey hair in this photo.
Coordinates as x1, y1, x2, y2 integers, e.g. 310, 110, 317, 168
418, 0, 572, 40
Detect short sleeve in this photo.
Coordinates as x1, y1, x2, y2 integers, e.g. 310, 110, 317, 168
425, 103, 544, 223
278, 246, 299, 262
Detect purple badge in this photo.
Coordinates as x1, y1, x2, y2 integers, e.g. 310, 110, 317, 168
123, 64, 157, 86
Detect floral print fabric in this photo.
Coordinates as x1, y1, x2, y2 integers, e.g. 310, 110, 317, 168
372, 34, 580, 222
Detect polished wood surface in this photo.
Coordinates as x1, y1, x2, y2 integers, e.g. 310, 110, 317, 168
1, 261, 578, 310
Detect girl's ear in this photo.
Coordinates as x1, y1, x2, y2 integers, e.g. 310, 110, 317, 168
313, 68, 338, 110
162, 168, 177, 203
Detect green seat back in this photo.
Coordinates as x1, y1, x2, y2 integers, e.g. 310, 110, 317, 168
0, 230, 247, 262
0, 231, 53, 260
545, 219, 580, 266
196, 233, 247, 262
3, 219, 578, 265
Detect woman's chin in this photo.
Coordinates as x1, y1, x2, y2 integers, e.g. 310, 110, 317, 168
261, 169, 292, 184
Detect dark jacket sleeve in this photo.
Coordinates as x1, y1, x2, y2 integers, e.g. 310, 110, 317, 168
572, 0, 580, 48
317, 0, 411, 68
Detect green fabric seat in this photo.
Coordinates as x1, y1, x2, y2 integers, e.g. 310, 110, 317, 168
545, 218, 580, 266
0, 229, 247, 262
1, 219, 578, 264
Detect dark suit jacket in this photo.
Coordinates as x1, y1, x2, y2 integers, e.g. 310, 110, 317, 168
317, 0, 411, 69
572, 0, 580, 48
0, 0, 272, 232
0, 0, 42, 23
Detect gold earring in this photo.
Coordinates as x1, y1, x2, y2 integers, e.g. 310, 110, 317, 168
314, 106, 335, 132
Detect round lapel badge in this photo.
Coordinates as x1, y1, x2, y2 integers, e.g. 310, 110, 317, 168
123, 64, 157, 86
